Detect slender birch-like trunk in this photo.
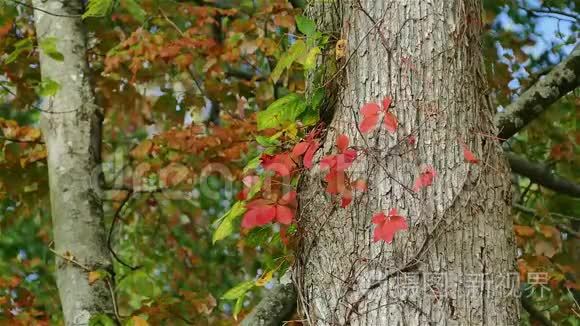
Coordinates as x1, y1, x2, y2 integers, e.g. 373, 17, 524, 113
296, 0, 520, 324
32, 1, 113, 324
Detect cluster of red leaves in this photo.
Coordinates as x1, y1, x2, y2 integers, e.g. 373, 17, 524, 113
291, 131, 320, 169
359, 97, 398, 134
242, 191, 297, 228
242, 131, 367, 229
241, 97, 485, 245
241, 129, 322, 228
320, 134, 366, 207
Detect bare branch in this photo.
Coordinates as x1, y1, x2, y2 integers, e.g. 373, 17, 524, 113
513, 204, 580, 238
495, 43, 580, 140
506, 152, 580, 198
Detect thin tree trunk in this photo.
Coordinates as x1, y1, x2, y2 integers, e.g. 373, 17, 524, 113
296, 0, 519, 324
32, 1, 114, 324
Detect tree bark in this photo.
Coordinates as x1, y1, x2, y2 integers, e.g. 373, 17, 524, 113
241, 273, 297, 326
296, 0, 519, 324
32, 1, 114, 324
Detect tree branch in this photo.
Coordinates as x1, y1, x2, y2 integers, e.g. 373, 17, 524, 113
241, 273, 297, 326
513, 204, 579, 238
506, 152, 580, 197
495, 43, 580, 141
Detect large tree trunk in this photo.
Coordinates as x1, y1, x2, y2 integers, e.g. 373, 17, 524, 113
296, 0, 519, 324
32, 1, 114, 324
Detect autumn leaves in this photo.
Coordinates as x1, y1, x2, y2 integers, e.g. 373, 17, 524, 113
239, 96, 480, 244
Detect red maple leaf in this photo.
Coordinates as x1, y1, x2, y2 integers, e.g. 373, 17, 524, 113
241, 191, 297, 229
460, 143, 479, 164
412, 165, 437, 192
359, 97, 398, 134
372, 208, 408, 243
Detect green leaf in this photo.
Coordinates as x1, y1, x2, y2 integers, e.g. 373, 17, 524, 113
37, 79, 60, 97
122, 0, 146, 23
233, 295, 245, 320
221, 280, 254, 300
255, 135, 280, 147
245, 226, 272, 246
83, 0, 116, 19
39, 37, 64, 61
270, 40, 307, 83
310, 88, 325, 110
257, 93, 307, 130
246, 176, 263, 199
296, 15, 316, 37
5, 38, 33, 64
243, 155, 262, 174
89, 314, 116, 326
212, 201, 246, 243
302, 46, 321, 70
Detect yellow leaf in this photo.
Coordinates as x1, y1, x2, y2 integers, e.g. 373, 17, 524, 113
130, 140, 153, 160
335, 39, 347, 60
130, 316, 149, 326
88, 271, 102, 285
255, 270, 273, 287
18, 126, 41, 141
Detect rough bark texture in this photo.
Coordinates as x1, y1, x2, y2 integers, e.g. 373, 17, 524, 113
296, 0, 519, 325
495, 43, 580, 141
506, 152, 580, 198
241, 273, 297, 326
32, 1, 114, 324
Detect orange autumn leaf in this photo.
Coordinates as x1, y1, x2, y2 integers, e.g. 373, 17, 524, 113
513, 225, 535, 237
130, 140, 154, 160
159, 163, 190, 187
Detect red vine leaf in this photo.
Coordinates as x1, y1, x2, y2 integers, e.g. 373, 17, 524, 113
341, 188, 352, 208
461, 143, 479, 164
291, 142, 309, 157
383, 111, 398, 134
372, 208, 408, 243
382, 97, 392, 110
351, 179, 368, 192
261, 153, 296, 176
336, 134, 349, 152
292, 139, 320, 169
303, 141, 319, 168
359, 97, 398, 134
241, 191, 297, 229
359, 103, 380, 133
412, 165, 437, 192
